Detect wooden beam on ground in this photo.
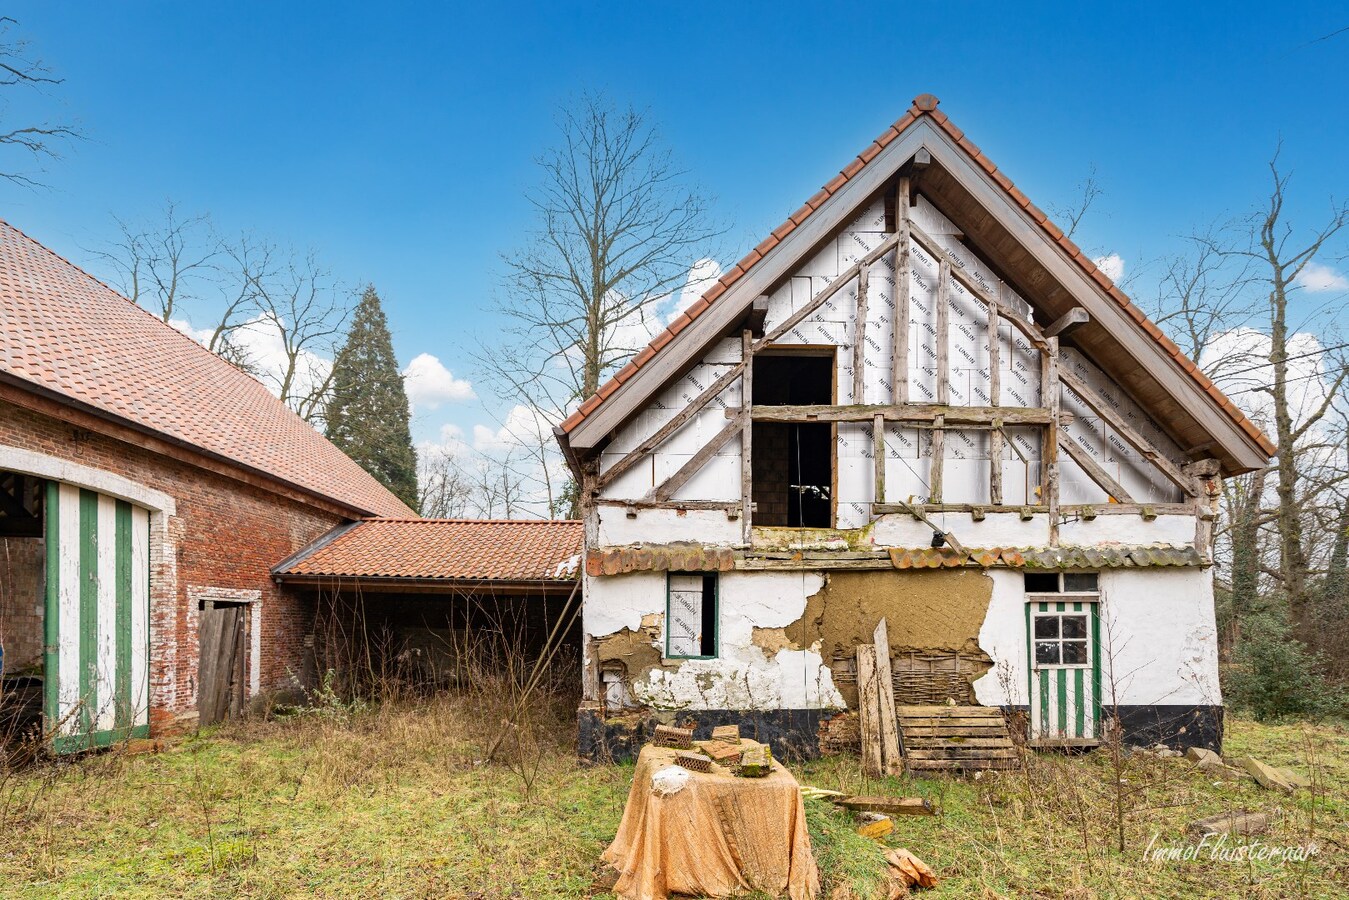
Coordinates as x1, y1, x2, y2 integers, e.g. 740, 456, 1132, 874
741, 330, 754, 542
733, 404, 1054, 426
856, 645, 883, 778
832, 796, 935, 816
893, 177, 911, 404
649, 414, 745, 502
853, 264, 869, 404
596, 357, 748, 491
1058, 434, 1133, 503
873, 618, 904, 776
1045, 307, 1090, 338
1059, 368, 1197, 496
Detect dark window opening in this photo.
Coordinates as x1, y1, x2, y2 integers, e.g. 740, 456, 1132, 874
0, 471, 46, 741
666, 573, 718, 659
1023, 572, 1060, 593
752, 354, 834, 528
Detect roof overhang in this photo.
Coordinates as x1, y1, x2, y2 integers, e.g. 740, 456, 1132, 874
271, 572, 577, 596
558, 105, 1272, 476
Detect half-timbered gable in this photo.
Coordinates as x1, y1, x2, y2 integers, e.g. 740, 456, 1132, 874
560, 96, 1273, 761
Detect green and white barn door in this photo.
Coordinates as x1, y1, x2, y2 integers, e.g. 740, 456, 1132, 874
1028, 601, 1100, 742
43, 482, 151, 751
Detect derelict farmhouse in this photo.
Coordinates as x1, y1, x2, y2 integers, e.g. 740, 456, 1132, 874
1, 95, 1273, 761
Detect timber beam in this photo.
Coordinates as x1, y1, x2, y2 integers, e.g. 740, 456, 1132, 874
729, 403, 1058, 426
1046, 307, 1090, 338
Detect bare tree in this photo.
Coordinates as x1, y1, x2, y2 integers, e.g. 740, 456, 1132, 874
1048, 165, 1103, 241
94, 202, 218, 324
245, 248, 353, 427
1209, 151, 1349, 624
477, 94, 724, 517
0, 17, 77, 185
417, 448, 473, 519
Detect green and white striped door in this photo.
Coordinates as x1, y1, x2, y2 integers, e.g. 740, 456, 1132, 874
43, 482, 151, 752
1028, 601, 1100, 742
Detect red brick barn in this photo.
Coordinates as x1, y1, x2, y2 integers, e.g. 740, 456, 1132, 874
0, 219, 411, 750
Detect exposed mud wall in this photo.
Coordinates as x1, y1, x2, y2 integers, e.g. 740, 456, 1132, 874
785, 569, 995, 706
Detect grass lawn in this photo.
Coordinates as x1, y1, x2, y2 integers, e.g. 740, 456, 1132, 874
0, 697, 1344, 899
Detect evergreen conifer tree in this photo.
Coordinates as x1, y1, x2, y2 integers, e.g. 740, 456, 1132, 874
326, 285, 419, 510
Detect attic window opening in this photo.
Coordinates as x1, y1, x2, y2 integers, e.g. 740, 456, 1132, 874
751, 353, 834, 528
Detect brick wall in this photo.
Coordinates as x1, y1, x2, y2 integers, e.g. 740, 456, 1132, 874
0, 536, 44, 671
752, 423, 791, 525
0, 399, 351, 729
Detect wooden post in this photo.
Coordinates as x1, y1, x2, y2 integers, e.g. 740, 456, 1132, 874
932, 258, 950, 506
989, 284, 1004, 506
741, 330, 754, 544
930, 414, 945, 503
856, 645, 883, 778
853, 265, 869, 404
936, 259, 950, 405
892, 177, 911, 404
1043, 336, 1061, 546
873, 412, 886, 508
873, 618, 904, 775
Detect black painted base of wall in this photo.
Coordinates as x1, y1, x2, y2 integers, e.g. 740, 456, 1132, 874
577, 703, 1224, 763
1111, 704, 1223, 752
577, 706, 838, 764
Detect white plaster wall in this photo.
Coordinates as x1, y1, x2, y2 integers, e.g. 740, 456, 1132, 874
1097, 568, 1221, 706
595, 507, 743, 547
972, 567, 1220, 708
972, 569, 1032, 706
584, 569, 843, 711
1058, 514, 1195, 547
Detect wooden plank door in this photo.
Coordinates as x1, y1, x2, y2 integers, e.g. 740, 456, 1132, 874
1028, 601, 1099, 742
198, 601, 246, 725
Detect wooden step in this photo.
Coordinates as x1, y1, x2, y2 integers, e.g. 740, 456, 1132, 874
897, 705, 1018, 774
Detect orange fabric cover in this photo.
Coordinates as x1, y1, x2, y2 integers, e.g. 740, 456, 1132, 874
603, 744, 819, 900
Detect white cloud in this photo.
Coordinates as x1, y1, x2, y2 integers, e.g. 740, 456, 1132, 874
403, 352, 475, 410
1294, 261, 1349, 294
1093, 253, 1125, 282
472, 403, 558, 452
1198, 326, 1332, 433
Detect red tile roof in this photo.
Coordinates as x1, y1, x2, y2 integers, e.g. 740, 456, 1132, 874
0, 219, 413, 517
274, 518, 583, 582
559, 95, 1276, 458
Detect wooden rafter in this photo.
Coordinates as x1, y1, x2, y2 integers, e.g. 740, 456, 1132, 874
647, 413, 746, 503
1058, 434, 1133, 503
1059, 368, 1197, 496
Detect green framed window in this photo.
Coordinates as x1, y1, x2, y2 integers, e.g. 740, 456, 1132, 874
665, 572, 718, 659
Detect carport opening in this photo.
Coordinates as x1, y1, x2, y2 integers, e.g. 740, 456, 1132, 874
0, 471, 45, 743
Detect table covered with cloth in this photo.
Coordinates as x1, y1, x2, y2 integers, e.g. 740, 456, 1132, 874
602, 743, 819, 900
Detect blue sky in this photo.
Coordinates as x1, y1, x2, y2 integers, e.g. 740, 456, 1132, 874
4, 2, 1348, 456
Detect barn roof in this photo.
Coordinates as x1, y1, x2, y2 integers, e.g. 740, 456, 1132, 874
557, 94, 1274, 475
0, 218, 412, 518
273, 518, 583, 586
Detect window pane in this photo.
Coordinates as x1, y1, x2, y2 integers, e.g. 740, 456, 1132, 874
1061, 616, 1088, 639
1035, 641, 1061, 665
1062, 641, 1088, 665
1034, 616, 1060, 639
1064, 573, 1098, 592
1024, 572, 1060, 593
668, 574, 707, 657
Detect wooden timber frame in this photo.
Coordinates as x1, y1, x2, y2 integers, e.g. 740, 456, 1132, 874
593, 171, 1202, 546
